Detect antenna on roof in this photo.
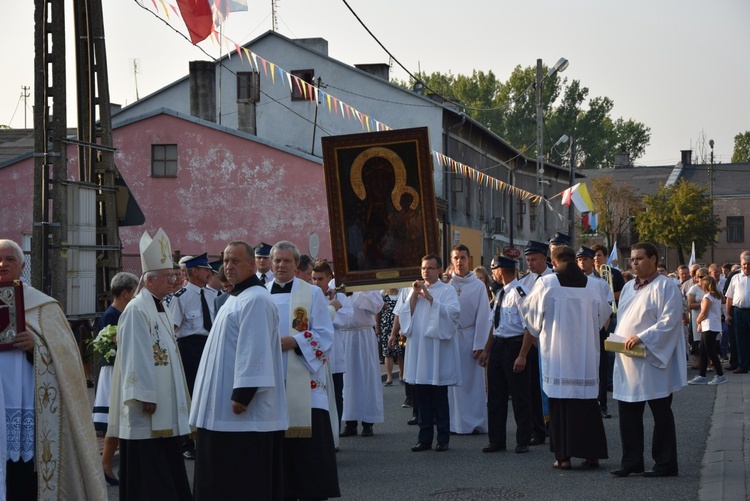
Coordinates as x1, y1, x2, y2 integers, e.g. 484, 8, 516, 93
271, 0, 279, 32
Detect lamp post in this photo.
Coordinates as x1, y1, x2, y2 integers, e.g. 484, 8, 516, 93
709, 139, 715, 262
536, 57, 569, 240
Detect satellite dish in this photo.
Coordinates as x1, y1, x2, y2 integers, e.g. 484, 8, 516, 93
309, 233, 320, 259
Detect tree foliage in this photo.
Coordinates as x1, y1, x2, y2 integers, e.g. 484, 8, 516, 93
395, 66, 651, 169
589, 176, 642, 249
634, 179, 721, 264
732, 131, 750, 163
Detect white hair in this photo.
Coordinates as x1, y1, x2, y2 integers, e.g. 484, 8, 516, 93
0, 240, 24, 263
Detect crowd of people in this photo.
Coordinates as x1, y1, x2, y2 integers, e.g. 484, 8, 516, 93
2, 230, 750, 500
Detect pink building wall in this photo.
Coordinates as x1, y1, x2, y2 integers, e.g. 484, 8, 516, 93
0, 111, 332, 262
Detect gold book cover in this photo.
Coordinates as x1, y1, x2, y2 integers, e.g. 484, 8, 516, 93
604, 340, 646, 358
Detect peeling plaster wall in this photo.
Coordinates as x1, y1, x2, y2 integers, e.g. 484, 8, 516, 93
115, 113, 331, 258
0, 113, 332, 261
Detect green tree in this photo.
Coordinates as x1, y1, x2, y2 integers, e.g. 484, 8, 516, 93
589, 176, 642, 249
732, 131, 750, 163
395, 66, 650, 169
634, 179, 721, 264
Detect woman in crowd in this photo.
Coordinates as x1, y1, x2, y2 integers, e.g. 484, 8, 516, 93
689, 275, 727, 385
378, 288, 404, 386
92, 271, 139, 486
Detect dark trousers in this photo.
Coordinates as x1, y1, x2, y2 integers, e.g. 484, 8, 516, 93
415, 384, 450, 445
617, 394, 678, 474
733, 307, 750, 369
699, 330, 724, 377
177, 334, 208, 395
526, 344, 547, 439
6, 459, 37, 501
486, 337, 532, 447
332, 372, 344, 424
405, 382, 419, 417
120, 437, 192, 501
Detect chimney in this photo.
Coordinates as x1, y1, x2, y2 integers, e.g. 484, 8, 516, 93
355, 63, 390, 81
189, 61, 216, 123
614, 153, 631, 168
293, 38, 328, 56
680, 149, 692, 166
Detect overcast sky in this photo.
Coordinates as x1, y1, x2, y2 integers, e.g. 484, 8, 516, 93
2, 0, 748, 166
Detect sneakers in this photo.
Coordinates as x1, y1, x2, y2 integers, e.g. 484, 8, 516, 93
708, 375, 728, 385
688, 375, 708, 385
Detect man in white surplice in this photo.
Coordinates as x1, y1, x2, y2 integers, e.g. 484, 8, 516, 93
340, 290, 385, 437
190, 241, 288, 500
267, 241, 340, 499
521, 245, 611, 469
395, 254, 461, 452
447, 244, 491, 434
610, 242, 686, 478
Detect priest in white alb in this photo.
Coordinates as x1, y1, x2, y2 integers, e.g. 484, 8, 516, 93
0, 239, 106, 500
190, 241, 288, 500
610, 242, 686, 478
521, 245, 611, 470
395, 254, 461, 452
447, 244, 491, 434
108, 229, 193, 500
267, 241, 340, 499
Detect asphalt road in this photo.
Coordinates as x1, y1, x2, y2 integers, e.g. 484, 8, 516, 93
105, 371, 714, 500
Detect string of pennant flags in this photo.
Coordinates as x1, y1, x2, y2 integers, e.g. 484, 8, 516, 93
142, 0, 592, 224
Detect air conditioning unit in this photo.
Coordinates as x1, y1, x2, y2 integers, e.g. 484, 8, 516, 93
494, 217, 507, 234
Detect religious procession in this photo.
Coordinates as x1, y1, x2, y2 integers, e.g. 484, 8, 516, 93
4, 224, 748, 501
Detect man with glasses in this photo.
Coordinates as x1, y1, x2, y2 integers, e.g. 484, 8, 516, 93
395, 254, 461, 452
109, 229, 192, 500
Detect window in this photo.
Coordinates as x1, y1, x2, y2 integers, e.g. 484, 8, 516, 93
727, 216, 744, 243
290, 69, 314, 101
237, 71, 260, 102
529, 201, 538, 232
516, 199, 525, 229
151, 145, 177, 177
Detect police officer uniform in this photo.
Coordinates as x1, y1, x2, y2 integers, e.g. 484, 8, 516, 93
255, 242, 275, 284
483, 256, 533, 454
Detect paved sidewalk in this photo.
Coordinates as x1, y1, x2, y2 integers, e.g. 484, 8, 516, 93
700, 371, 750, 500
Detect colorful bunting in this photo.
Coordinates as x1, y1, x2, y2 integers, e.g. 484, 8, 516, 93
176, 0, 213, 45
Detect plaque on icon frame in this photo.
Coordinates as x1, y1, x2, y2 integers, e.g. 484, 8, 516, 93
0, 280, 25, 351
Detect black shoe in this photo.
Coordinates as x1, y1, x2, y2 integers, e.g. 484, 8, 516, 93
361, 425, 374, 437
435, 443, 449, 452
643, 469, 678, 477
515, 445, 530, 454
482, 443, 506, 453
530, 435, 546, 446
610, 464, 644, 477
601, 409, 612, 419
724, 364, 737, 371
104, 471, 119, 486
402, 398, 412, 408
407, 416, 418, 426
411, 442, 431, 452
183, 450, 196, 460
340, 425, 358, 437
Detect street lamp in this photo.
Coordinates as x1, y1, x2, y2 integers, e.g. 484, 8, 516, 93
709, 139, 715, 262
536, 57, 569, 239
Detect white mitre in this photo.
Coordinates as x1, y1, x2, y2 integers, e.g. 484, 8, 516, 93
140, 228, 174, 273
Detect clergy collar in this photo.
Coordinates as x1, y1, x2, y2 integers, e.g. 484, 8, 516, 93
147, 291, 165, 312
271, 279, 294, 294
230, 274, 263, 296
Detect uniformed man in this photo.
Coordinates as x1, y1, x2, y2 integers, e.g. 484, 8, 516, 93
256, 242, 275, 284
170, 252, 216, 459
479, 255, 533, 454
519, 240, 554, 446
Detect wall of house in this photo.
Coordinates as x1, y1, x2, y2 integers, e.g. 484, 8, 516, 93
0, 113, 332, 264
113, 113, 330, 258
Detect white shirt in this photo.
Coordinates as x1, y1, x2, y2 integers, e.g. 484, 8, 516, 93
726, 273, 750, 308
171, 282, 217, 338
700, 293, 723, 333
519, 267, 553, 291
256, 270, 275, 284
493, 278, 528, 338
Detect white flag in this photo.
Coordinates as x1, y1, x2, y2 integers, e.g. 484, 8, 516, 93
688, 242, 696, 268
